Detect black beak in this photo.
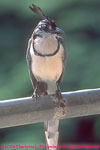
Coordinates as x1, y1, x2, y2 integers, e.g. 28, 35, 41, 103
51, 27, 64, 34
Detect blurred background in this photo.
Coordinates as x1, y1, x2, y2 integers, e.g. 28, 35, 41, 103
0, 0, 100, 148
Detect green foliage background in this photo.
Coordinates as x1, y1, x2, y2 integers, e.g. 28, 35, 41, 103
0, 0, 100, 147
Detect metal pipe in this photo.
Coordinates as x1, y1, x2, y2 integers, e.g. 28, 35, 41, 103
0, 88, 100, 128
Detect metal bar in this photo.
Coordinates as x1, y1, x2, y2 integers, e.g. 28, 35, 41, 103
0, 88, 100, 129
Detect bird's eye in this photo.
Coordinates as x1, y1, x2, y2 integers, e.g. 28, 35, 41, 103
40, 24, 49, 32
39, 24, 52, 32
44, 25, 52, 32
44, 26, 49, 32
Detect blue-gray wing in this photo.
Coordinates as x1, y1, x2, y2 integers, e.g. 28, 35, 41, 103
57, 36, 66, 84
26, 38, 37, 89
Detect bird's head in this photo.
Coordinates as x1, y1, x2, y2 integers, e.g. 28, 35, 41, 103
29, 4, 64, 38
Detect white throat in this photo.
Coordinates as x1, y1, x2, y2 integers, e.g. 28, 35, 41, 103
34, 34, 58, 55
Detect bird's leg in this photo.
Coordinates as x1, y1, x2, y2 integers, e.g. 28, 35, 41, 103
55, 83, 66, 117
56, 83, 63, 100
32, 86, 40, 98
32, 82, 48, 98
32, 82, 41, 98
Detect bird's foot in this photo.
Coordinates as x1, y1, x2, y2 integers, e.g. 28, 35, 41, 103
32, 90, 48, 99
32, 88, 40, 100
32, 92, 40, 98
56, 89, 63, 100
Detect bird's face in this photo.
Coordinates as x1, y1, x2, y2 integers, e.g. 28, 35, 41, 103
34, 20, 64, 38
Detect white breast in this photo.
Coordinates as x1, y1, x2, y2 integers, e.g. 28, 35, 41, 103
30, 39, 64, 82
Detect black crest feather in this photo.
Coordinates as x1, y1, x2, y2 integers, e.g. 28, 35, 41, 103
29, 4, 56, 28
29, 4, 46, 20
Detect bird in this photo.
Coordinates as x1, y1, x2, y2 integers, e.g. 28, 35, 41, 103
26, 4, 66, 149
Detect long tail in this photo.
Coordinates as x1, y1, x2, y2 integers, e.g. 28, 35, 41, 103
43, 82, 61, 150
44, 120, 59, 150
33, 81, 61, 149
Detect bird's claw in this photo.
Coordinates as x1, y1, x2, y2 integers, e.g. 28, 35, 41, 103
32, 91, 40, 101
